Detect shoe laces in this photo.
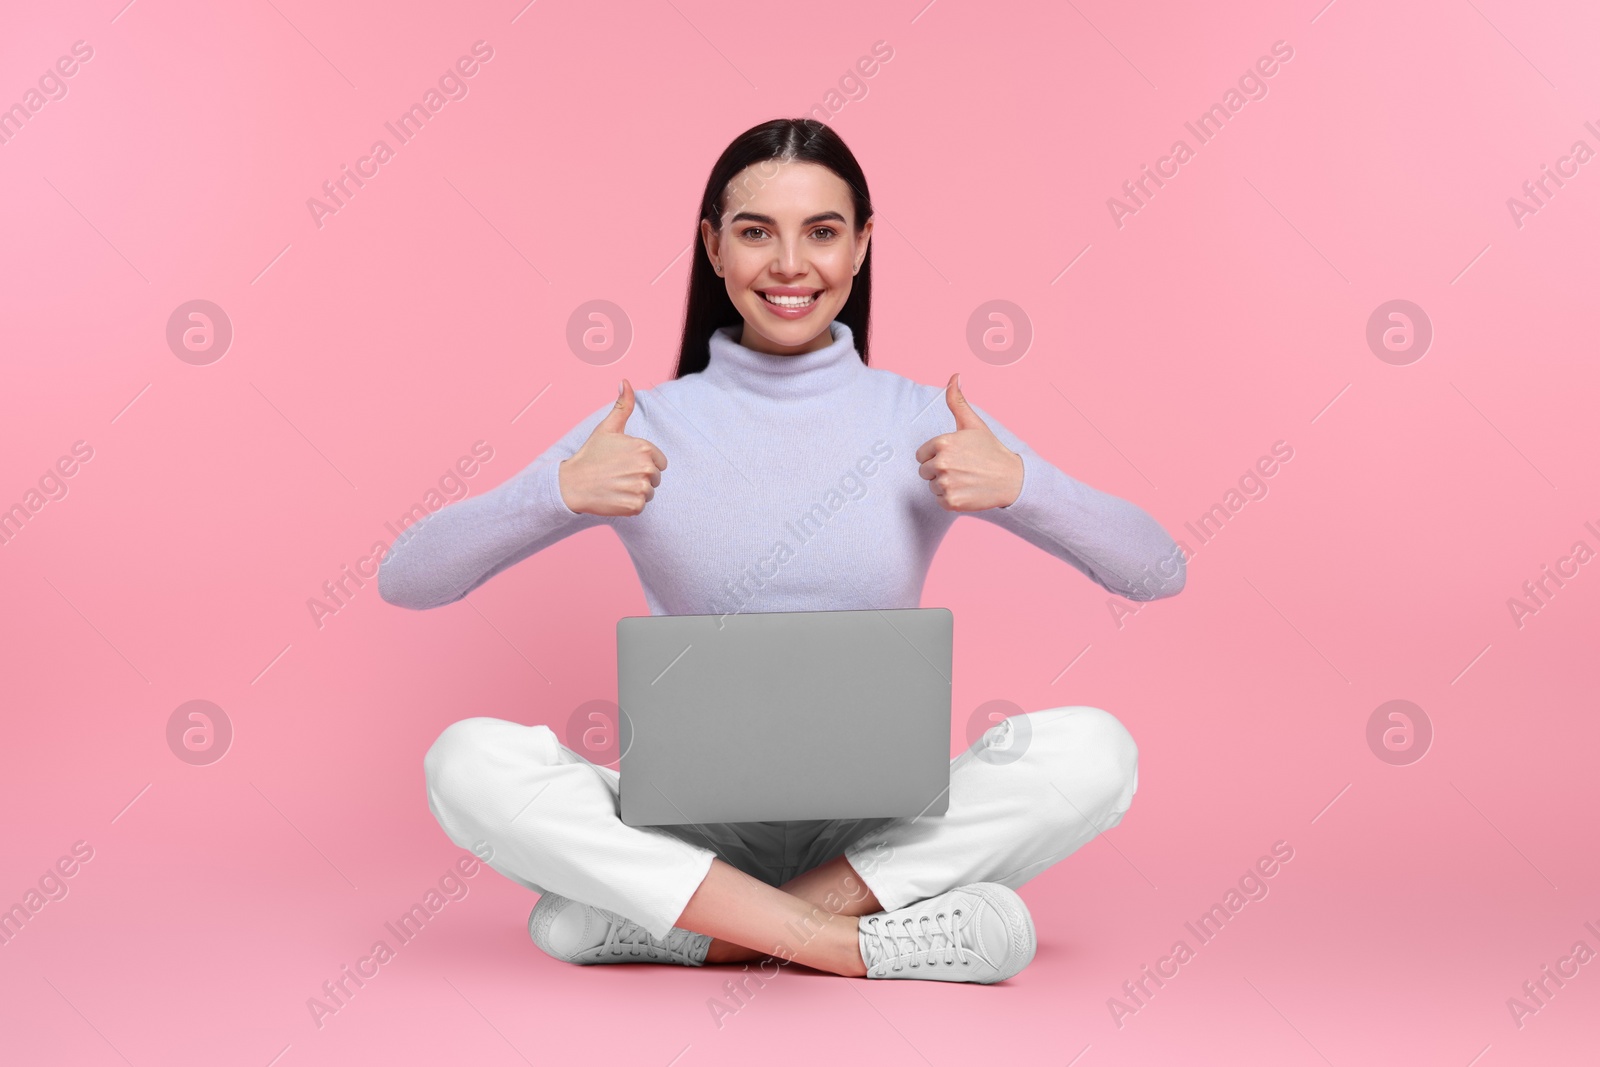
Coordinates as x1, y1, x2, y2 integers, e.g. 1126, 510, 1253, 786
860, 907, 967, 972
600, 916, 701, 962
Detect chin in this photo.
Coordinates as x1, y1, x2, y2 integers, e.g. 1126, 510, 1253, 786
762, 322, 831, 349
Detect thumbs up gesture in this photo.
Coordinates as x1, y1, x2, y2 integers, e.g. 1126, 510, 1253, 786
558, 379, 669, 516
915, 374, 1024, 512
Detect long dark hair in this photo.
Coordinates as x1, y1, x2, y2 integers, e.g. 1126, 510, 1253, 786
673, 118, 874, 378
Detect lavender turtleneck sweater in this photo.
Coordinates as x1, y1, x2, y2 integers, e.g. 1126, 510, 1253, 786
377, 320, 1185, 616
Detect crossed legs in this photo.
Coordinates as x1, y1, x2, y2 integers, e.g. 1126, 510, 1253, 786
683, 854, 881, 972
425, 705, 1138, 976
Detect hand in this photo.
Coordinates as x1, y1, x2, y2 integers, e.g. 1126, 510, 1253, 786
558, 379, 669, 516
915, 374, 1024, 512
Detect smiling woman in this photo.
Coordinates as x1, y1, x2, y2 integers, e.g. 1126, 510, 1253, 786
691, 156, 871, 359
386, 117, 1186, 987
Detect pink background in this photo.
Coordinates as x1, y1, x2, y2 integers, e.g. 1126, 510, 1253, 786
3, 1, 1597, 1064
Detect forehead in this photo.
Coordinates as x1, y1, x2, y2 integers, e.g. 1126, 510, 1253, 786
723, 160, 854, 223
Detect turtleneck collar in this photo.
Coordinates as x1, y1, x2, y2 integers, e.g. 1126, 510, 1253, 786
701, 319, 864, 400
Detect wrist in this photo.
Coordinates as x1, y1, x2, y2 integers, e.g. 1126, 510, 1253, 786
999, 450, 1024, 509
555, 458, 585, 516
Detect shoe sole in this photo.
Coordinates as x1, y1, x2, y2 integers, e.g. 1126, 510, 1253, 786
972, 882, 1037, 983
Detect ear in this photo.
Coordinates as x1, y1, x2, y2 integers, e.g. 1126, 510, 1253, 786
854, 214, 874, 267
700, 218, 721, 273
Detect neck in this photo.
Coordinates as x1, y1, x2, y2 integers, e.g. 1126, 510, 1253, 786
701, 320, 864, 400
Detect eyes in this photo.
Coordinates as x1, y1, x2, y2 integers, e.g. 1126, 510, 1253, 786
738, 225, 839, 241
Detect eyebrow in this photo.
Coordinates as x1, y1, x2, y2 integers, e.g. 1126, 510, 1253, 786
728, 210, 849, 227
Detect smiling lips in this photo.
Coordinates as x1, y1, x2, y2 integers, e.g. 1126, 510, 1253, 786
760, 288, 820, 307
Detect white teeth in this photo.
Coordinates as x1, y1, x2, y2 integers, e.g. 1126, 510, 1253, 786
763, 292, 817, 307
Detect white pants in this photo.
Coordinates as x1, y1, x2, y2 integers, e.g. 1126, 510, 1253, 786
424, 705, 1139, 941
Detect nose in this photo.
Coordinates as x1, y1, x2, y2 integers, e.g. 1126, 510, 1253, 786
771, 237, 807, 278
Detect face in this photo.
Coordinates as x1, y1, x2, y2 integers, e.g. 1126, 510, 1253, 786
701, 159, 872, 357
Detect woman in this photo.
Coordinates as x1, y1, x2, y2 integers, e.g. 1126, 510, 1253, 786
379, 118, 1185, 984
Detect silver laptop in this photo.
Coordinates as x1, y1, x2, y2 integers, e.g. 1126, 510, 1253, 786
618, 607, 953, 826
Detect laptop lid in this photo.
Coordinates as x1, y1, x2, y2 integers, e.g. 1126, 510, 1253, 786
618, 607, 953, 826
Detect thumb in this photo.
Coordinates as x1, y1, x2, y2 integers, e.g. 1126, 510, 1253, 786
597, 378, 635, 434
946, 373, 988, 432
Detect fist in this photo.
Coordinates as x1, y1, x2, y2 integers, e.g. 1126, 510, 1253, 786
915, 374, 1024, 512
558, 379, 669, 517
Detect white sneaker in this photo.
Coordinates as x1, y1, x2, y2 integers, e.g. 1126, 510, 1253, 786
856, 882, 1036, 983
528, 892, 711, 966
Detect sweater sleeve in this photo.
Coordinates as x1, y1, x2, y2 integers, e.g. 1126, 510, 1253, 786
377, 400, 617, 610
959, 399, 1186, 602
